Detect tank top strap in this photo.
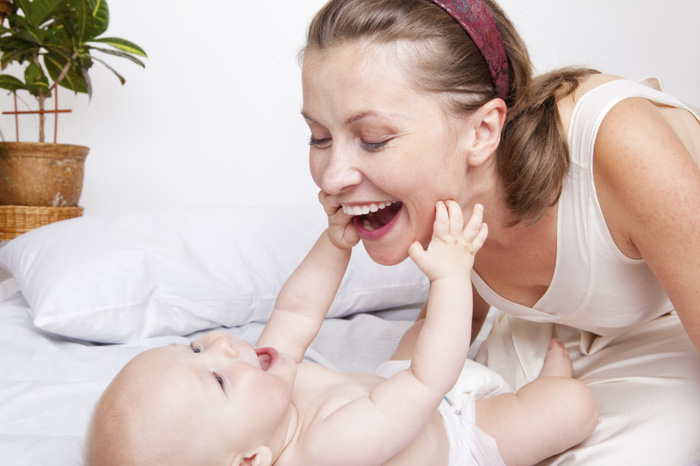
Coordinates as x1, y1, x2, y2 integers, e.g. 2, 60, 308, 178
568, 78, 695, 168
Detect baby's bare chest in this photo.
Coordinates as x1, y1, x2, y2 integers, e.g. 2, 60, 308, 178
287, 363, 449, 465
293, 363, 383, 414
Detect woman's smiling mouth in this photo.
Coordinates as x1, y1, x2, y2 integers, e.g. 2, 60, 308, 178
342, 201, 403, 239
343, 201, 402, 231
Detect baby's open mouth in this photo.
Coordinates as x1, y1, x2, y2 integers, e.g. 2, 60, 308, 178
255, 347, 278, 371
343, 201, 402, 231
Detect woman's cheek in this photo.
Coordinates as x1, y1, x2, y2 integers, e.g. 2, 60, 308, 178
309, 153, 325, 189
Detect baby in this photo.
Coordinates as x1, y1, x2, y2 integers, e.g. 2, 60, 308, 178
86, 200, 597, 466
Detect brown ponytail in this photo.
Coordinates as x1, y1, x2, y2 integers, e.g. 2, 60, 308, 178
500, 67, 599, 224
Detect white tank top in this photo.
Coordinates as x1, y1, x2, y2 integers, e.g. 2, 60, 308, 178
472, 79, 700, 335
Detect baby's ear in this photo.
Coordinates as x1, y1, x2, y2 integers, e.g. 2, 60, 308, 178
232, 446, 273, 466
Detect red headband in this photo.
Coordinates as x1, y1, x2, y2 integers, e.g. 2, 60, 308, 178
430, 0, 509, 100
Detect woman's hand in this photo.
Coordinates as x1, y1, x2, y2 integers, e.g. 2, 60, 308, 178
319, 190, 360, 250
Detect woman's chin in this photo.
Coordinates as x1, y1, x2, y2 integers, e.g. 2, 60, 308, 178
356, 208, 429, 266
360, 240, 410, 266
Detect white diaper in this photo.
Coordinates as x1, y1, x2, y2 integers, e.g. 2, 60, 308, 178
375, 358, 511, 466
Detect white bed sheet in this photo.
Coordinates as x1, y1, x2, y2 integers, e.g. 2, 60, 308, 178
0, 290, 494, 465
0, 291, 419, 465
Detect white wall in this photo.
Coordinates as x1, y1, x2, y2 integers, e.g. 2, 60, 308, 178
2, 0, 698, 216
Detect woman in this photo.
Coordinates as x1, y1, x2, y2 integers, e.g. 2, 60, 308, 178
300, 0, 700, 464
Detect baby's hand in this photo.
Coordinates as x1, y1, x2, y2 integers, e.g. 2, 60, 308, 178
319, 190, 360, 250
408, 201, 487, 282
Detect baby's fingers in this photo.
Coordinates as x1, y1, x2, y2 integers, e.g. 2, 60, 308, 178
318, 190, 341, 216
463, 204, 488, 252
471, 222, 488, 252
432, 201, 449, 239
445, 200, 464, 238
408, 240, 427, 270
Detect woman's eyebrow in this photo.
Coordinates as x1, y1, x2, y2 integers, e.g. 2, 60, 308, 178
300, 110, 317, 123
344, 110, 386, 125
300, 109, 391, 125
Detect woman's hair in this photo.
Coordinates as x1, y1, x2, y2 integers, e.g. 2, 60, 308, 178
304, 0, 599, 224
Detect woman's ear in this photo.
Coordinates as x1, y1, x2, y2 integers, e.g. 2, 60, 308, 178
232, 446, 273, 466
466, 97, 507, 167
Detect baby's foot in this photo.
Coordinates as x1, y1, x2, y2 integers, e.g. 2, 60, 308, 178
538, 338, 574, 378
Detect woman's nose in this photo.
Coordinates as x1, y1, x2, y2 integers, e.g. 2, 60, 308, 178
315, 147, 363, 195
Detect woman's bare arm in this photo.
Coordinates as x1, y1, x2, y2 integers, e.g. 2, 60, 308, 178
594, 97, 700, 351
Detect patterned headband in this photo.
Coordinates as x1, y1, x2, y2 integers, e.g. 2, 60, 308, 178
429, 0, 509, 100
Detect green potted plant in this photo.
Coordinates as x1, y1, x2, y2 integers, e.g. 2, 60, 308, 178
0, 0, 146, 237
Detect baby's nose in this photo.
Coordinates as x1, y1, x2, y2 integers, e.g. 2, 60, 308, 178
211, 335, 239, 358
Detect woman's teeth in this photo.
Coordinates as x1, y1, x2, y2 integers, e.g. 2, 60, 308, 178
342, 201, 402, 232
342, 201, 396, 217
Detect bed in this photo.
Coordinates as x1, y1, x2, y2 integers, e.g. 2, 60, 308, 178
0, 204, 493, 465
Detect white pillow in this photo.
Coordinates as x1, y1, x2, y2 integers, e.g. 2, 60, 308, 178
0, 204, 428, 343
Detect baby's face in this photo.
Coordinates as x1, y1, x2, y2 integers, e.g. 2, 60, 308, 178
113, 331, 297, 460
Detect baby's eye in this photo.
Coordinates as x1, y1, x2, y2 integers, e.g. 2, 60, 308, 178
214, 373, 225, 390
190, 343, 200, 353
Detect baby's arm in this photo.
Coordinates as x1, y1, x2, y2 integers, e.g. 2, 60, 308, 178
303, 201, 487, 465
256, 192, 358, 363
404, 201, 486, 394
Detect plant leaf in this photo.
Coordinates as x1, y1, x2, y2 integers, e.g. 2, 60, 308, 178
0, 48, 33, 70
80, 65, 92, 98
25, 73, 50, 95
73, 0, 94, 44
0, 74, 26, 91
89, 0, 109, 38
27, 0, 64, 27
89, 45, 145, 67
92, 56, 124, 85
14, 26, 45, 45
24, 61, 45, 84
92, 37, 147, 57
12, 0, 32, 24
45, 49, 88, 93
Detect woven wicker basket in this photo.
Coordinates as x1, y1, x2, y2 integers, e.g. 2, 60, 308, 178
0, 205, 84, 240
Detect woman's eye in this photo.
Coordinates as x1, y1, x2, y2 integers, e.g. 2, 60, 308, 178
308, 137, 331, 148
361, 139, 389, 152
214, 374, 225, 390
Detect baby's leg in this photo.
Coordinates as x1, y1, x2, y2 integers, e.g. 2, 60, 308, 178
475, 339, 598, 466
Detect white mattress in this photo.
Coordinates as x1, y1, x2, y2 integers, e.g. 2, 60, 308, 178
0, 289, 494, 465
0, 290, 419, 464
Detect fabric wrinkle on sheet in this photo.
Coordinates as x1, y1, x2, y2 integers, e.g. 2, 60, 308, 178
475, 78, 700, 465
375, 358, 510, 466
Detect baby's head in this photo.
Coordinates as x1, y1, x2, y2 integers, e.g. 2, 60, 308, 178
86, 331, 298, 465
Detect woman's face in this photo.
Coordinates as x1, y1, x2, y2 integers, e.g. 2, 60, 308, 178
302, 43, 475, 265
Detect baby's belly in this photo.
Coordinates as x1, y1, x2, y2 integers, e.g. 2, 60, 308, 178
383, 411, 449, 466
294, 363, 450, 465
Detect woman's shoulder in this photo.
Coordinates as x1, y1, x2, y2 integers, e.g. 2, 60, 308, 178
556, 73, 624, 135
581, 77, 700, 259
